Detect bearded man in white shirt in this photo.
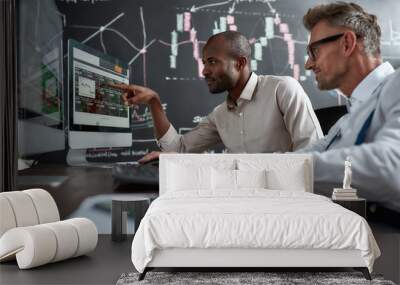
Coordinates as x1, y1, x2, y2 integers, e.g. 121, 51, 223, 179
114, 31, 322, 161
299, 2, 400, 214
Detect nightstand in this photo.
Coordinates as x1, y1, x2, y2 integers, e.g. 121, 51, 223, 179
111, 195, 156, 242
332, 198, 366, 218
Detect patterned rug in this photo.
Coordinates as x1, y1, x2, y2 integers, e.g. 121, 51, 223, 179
116, 271, 396, 285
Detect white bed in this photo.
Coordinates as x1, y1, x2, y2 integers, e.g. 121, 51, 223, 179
131, 154, 380, 280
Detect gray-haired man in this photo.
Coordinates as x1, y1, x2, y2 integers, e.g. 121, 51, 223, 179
298, 2, 400, 216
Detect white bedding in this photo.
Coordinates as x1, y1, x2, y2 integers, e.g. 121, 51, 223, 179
131, 190, 380, 273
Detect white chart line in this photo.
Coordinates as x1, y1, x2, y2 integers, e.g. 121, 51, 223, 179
140, 7, 147, 49
228, 1, 236, 14
81, 12, 124, 44
139, 6, 148, 85
100, 31, 107, 53
158, 39, 207, 47
70, 25, 142, 52
106, 28, 141, 51
190, 0, 234, 12
128, 39, 156, 65
266, 0, 276, 13
191, 0, 276, 14
68, 7, 154, 85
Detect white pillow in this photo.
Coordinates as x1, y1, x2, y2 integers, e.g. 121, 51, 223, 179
237, 169, 267, 188
211, 169, 267, 190
267, 168, 306, 192
165, 158, 236, 192
167, 162, 211, 191
237, 159, 309, 192
211, 168, 236, 190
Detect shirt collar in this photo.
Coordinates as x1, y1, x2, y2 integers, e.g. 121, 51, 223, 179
227, 72, 258, 110
349, 62, 395, 107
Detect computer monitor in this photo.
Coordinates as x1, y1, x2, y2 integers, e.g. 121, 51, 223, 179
17, 0, 65, 159
67, 39, 132, 150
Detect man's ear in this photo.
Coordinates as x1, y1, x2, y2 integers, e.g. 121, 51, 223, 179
235, 56, 248, 70
342, 31, 358, 57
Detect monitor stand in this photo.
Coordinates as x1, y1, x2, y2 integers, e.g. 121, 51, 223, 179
67, 149, 88, 166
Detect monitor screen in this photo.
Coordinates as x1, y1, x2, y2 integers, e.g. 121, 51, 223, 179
68, 39, 132, 149
17, 0, 65, 158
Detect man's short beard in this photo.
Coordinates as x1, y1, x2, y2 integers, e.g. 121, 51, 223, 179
209, 76, 235, 93
209, 84, 228, 93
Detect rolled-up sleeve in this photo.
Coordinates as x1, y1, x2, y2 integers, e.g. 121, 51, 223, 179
157, 124, 180, 151
157, 113, 222, 153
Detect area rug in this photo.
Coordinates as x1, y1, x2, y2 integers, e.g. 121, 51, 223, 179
116, 271, 396, 285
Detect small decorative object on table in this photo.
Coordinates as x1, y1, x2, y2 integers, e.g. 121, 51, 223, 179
332, 156, 358, 200
331, 157, 366, 218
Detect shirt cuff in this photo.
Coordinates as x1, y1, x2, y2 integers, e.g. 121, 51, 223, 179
157, 124, 179, 149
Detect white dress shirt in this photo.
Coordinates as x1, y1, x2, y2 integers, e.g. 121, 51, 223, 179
298, 62, 400, 211
158, 73, 323, 153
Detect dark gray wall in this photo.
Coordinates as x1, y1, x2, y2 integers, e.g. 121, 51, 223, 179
19, 0, 400, 160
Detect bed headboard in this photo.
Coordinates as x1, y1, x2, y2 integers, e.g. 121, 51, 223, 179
159, 153, 314, 195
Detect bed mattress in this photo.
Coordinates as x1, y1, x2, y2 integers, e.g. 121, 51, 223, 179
131, 190, 380, 273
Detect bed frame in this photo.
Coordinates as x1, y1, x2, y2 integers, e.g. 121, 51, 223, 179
139, 248, 371, 280
138, 154, 372, 281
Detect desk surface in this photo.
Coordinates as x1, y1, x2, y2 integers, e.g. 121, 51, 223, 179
17, 164, 158, 219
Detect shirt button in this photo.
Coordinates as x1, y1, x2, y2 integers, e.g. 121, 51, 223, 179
240, 130, 244, 135
239, 112, 243, 117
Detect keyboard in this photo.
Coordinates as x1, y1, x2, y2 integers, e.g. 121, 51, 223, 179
112, 162, 159, 185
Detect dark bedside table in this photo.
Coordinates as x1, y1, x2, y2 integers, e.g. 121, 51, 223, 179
112, 195, 157, 242
332, 198, 366, 218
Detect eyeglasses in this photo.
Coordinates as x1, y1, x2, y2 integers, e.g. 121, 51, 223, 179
306, 33, 345, 61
